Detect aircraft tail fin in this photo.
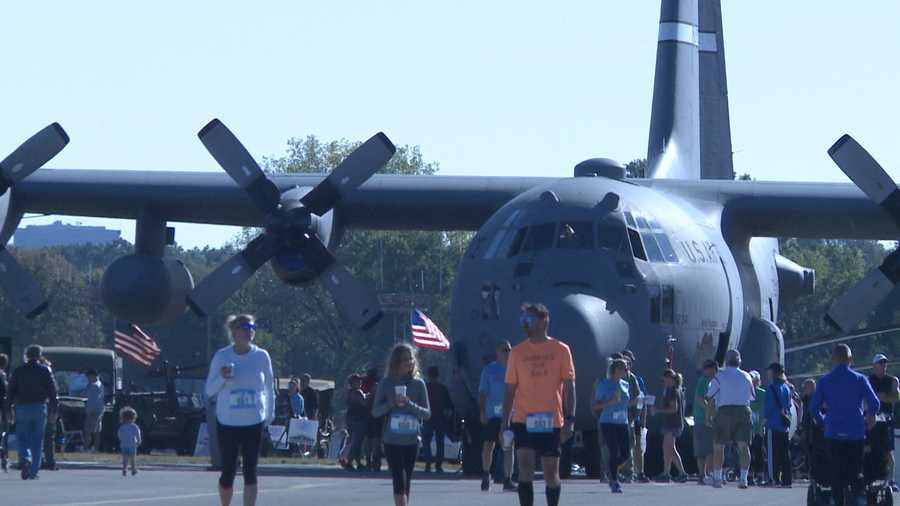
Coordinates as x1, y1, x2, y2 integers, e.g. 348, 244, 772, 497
698, 0, 735, 180
647, 0, 733, 180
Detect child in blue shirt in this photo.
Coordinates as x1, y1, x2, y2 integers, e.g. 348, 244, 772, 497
117, 406, 141, 476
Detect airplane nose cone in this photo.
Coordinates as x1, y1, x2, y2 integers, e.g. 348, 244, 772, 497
545, 293, 630, 428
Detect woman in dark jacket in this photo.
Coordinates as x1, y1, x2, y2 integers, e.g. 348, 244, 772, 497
765, 362, 792, 487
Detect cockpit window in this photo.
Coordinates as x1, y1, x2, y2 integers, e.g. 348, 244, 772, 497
597, 222, 627, 250
624, 211, 637, 228
627, 228, 647, 261
522, 223, 556, 252
635, 215, 651, 231
655, 233, 679, 263
641, 229, 666, 262
557, 222, 593, 249
627, 211, 680, 264
506, 227, 528, 257
483, 230, 508, 259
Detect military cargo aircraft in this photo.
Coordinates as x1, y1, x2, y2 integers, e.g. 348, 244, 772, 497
0, 0, 897, 436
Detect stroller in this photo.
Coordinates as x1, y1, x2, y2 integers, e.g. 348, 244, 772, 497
862, 419, 893, 506
807, 420, 894, 506
807, 426, 834, 505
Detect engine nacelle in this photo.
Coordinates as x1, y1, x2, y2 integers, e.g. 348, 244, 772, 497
776, 254, 815, 305
101, 254, 194, 325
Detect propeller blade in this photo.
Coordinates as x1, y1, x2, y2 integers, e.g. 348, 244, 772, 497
0, 123, 69, 186
186, 234, 279, 317
825, 249, 900, 333
319, 261, 384, 331
301, 132, 396, 215
0, 248, 48, 319
198, 119, 281, 214
829, 134, 900, 223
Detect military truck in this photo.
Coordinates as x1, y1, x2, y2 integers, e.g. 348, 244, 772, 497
123, 361, 206, 456
42, 347, 122, 452
41, 348, 205, 455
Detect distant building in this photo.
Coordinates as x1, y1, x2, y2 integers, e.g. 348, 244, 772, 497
13, 221, 121, 249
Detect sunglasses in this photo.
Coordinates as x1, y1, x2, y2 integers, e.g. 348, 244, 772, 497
520, 314, 539, 328
239, 322, 257, 331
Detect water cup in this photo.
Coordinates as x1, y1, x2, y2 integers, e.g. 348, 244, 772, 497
223, 362, 235, 378
502, 430, 514, 449
395, 385, 407, 398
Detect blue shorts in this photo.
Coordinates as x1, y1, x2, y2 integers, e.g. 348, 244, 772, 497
121, 447, 137, 456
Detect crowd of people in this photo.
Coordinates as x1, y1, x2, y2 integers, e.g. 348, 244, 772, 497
1, 305, 897, 506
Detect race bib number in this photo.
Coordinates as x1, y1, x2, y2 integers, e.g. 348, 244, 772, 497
389, 414, 419, 435
526, 412, 554, 433
613, 410, 628, 423
228, 389, 258, 410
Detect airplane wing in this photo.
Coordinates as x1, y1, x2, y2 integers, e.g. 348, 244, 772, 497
644, 179, 900, 240
13, 169, 554, 231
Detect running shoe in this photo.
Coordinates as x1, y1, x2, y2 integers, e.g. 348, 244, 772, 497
655, 474, 671, 483
503, 479, 518, 492
611, 482, 623, 494
673, 473, 688, 483
635, 474, 650, 483
481, 474, 490, 491
738, 479, 748, 489
712, 478, 723, 489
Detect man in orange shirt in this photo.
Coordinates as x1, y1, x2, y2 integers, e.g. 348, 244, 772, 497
502, 303, 576, 506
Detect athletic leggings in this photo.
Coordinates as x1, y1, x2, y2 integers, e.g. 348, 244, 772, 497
384, 443, 418, 496
600, 423, 629, 482
217, 422, 263, 489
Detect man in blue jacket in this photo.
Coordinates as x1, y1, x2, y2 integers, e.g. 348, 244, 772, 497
810, 344, 879, 505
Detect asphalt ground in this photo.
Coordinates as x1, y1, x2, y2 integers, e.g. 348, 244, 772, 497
0, 464, 806, 506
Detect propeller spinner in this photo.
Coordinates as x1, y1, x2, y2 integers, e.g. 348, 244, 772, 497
186, 119, 392, 330
825, 135, 900, 332
0, 123, 70, 318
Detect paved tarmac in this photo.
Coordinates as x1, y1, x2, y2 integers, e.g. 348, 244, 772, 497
0, 465, 806, 506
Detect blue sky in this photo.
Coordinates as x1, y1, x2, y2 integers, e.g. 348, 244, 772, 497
2, 1, 898, 249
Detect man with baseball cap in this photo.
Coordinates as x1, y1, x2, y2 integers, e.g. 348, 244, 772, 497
869, 353, 900, 491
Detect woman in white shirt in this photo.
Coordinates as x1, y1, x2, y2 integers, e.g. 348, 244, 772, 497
204, 314, 275, 506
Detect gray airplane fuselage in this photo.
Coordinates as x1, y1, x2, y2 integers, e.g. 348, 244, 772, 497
450, 175, 779, 429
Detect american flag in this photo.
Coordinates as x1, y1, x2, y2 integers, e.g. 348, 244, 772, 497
114, 324, 161, 367
410, 308, 450, 351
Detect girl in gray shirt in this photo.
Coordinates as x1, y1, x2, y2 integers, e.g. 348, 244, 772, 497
372, 343, 430, 506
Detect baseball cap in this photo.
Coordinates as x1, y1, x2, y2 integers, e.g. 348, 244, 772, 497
621, 350, 636, 363
767, 362, 785, 374
873, 353, 888, 364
